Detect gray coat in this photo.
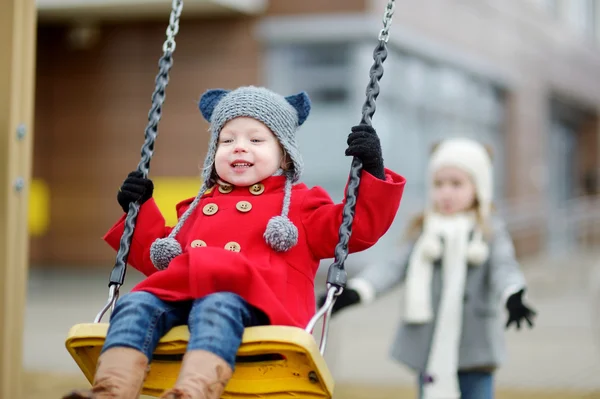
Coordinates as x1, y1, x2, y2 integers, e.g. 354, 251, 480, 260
354, 217, 526, 372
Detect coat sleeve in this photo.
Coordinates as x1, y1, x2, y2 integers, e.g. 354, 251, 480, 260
347, 240, 415, 304
300, 168, 405, 260
488, 216, 527, 304
103, 198, 173, 278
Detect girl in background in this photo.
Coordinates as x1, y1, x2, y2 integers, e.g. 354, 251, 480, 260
322, 138, 536, 399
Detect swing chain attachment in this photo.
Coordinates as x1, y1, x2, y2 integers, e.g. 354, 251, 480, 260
305, 284, 338, 356
163, 0, 184, 53
96, 1, 184, 323
94, 284, 120, 323
378, 0, 396, 43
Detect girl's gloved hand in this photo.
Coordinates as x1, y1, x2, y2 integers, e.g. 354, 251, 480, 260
317, 288, 361, 316
117, 171, 154, 213
345, 124, 385, 180
505, 289, 537, 330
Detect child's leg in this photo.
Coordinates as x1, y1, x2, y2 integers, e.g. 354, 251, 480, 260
160, 292, 266, 399
64, 291, 190, 399
458, 371, 494, 399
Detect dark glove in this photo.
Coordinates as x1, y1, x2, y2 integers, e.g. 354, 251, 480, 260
505, 289, 536, 330
345, 124, 385, 180
316, 288, 361, 316
117, 170, 154, 213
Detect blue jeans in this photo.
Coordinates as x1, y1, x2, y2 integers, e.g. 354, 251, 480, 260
102, 291, 267, 370
418, 371, 494, 399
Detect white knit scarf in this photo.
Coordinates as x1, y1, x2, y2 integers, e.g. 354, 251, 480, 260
404, 212, 479, 399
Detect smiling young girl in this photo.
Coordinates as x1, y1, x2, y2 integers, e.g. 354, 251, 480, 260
63, 86, 405, 399
322, 138, 536, 399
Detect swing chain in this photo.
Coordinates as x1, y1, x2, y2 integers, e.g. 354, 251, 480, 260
136, 52, 175, 176
96, 2, 184, 323
310, 1, 393, 352
378, 0, 396, 42
324, 18, 389, 291
328, 1, 392, 288
360, 42, 388, 127
163, 0, 184, 53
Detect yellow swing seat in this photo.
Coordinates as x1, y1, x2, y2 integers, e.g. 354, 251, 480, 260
65, 323, 334, 398
65, 285, 340, 399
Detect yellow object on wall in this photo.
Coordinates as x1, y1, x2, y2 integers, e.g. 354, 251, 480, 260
26, 177, 202, 237
28, 179, 50, 237
27, 177, 201, 237
151, 177, 202, 226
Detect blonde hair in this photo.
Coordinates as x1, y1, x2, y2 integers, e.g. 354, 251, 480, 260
280, 146, 293, 172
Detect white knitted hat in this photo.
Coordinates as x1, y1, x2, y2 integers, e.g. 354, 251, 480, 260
428, 138, 493, 221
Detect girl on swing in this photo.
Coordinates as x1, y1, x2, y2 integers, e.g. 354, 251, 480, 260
320, 138, 537, 399
63, 86, 406, 399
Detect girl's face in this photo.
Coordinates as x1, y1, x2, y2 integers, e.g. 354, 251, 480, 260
214, 117, 284, 187
432, 166, 477, 215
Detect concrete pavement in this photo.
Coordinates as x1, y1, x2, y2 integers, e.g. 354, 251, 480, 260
23, 248, 600, 396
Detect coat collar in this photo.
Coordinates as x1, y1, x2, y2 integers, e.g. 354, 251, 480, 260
174, 175, 298, 213
210, 175, 289, 197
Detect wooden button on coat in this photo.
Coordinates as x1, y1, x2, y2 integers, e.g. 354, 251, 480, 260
236, 201, 252, 212
191, 239, 206, 248
249, 183, 265, 195
224, 241, 241, 252
202, 203, 218, 215
218, 184, 233, 194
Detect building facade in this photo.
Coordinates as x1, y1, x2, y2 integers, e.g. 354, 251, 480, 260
30, 0, 600, 266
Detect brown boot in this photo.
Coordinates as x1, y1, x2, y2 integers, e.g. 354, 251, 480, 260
62, 347, 149, 399
159, 350, 233, 399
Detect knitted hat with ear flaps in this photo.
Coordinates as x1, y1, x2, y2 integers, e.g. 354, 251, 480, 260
149, 86, 311, 270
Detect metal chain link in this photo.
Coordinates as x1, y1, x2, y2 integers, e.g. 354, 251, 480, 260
96, 0, 184, 323
360, 42, 388, 126
325, 2, 393, 294
136, 53, 174, 177
163, 0, 184, 53
378, 0, 396, 42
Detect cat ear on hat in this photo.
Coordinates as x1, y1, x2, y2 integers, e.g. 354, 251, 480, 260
198, 89, 230, 122
285, 91, 311, 126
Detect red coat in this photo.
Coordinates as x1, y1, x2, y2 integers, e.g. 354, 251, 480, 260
104, 169, 405, 328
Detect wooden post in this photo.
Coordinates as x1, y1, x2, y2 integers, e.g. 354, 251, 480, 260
0, 0, 37, 398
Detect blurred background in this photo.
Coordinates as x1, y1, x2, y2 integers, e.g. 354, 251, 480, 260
18, 0, 600, 398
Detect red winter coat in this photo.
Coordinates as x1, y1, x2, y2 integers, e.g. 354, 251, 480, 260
104, 169, 405, 328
